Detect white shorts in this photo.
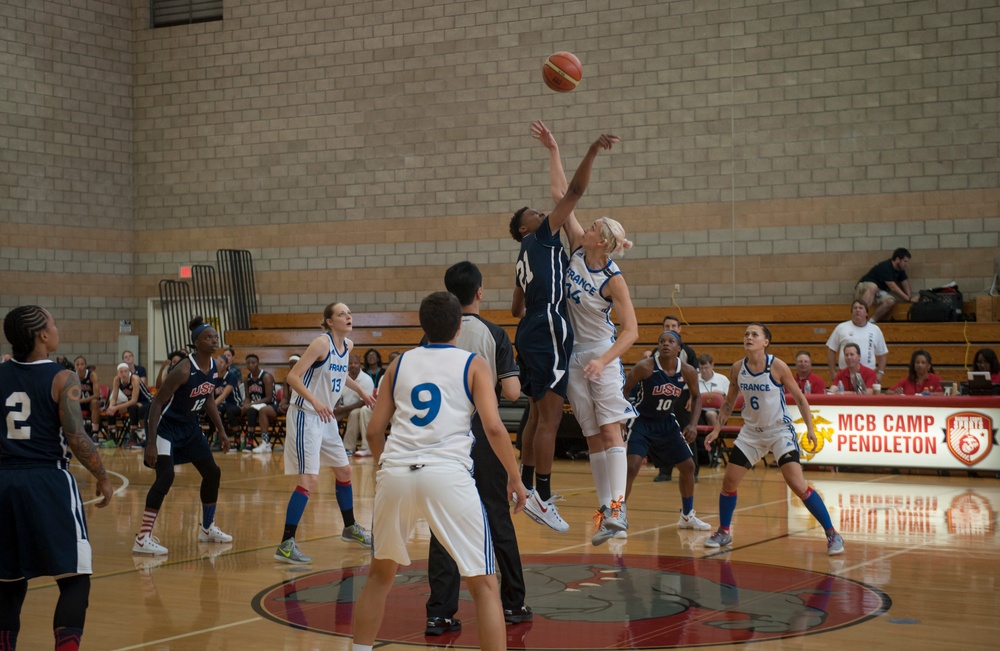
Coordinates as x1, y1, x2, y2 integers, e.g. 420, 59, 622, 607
284, 405, 349, 475
566, 344, 637, 437
734, 420, 800, 467
372, 463, 493, 576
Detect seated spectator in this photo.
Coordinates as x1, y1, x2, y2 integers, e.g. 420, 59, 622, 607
0, 353, 10, 363
277, 354, 300, 415
854, 247, 918, 323
791, 350, 826, 394
973, 348, 1000, 384
54, 355, 74, 370
212, 355, 243, 438
362, 348, 385, 386
826, 300, 888, 386
891, 349, 943, 395
242, 353, 278, 453
155, 350, 188, 388
830, 343, 877, 394
337, 353, 375, 455
121, 349, 147, 384
106, 362, 152, 448
74, 355, 103, 437
696, 353, 729, 428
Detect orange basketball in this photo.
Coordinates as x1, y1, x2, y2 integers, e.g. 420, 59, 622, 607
543, 52, 582, 92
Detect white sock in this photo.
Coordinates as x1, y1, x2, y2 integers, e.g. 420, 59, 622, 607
352, 644, 374, 651
606, 446, 628, 505
589, 450, 611, 508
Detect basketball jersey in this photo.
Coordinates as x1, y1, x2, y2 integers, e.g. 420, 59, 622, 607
160, 355, 218, 426
516, 216, 569, 314
737, 355, 789, 429
78, 369, 94, 399
633, 355, 683, 423
292, 333, 350, 413
565, 247, 620, 346
0, 360, 69, 463
246, 370, 271, 403
118, 373, 154, 404
382, 345, 476, 469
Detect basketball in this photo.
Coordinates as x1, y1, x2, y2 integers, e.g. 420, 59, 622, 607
543, 51, 582, 92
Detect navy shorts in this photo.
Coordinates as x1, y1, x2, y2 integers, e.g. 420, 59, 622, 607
0, 462, 92, 580
626, 416, 692, 467
515, 308, 573, 401
156, 417, 213, 465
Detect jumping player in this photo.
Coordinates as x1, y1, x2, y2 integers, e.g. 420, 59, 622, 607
352, 291, 528, 651
133, 316, 233, 556
622, 331, 711, 531
510, 129, 620, 532
531, 120, 638, 544
1, 306, 114, 651
704, 323, 845, 555
275, 302, 375, 565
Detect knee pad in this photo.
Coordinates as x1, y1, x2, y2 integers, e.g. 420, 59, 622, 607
727, 445, 754, 470
54, 575, 90, 629
145, 458, 176, 510
194, 457, 221, 503
778, 449, 801, 466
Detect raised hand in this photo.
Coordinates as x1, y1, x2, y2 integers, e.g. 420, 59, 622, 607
531, 120, 558, 150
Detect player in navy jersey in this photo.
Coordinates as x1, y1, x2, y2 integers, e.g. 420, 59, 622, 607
622, 331, 712, 532
106, 362, 153, 448
353, 292, 528, 651
704, 323, 845, 555
509, 129, 620, 532
132, 316, 233, 556
242, 353, 278, 453
1, 306, 113, 651
73, 356, 103, 438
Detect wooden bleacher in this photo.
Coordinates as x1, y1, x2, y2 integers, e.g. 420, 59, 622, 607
226, 302, 998, 389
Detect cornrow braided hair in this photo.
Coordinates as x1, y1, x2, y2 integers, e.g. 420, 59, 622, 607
4, 305, 49, 360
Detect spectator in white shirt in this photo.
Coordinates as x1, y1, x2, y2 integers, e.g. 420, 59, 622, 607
696, 354, 729, 428
337, 353, 376, 455
825, 300, 888, 386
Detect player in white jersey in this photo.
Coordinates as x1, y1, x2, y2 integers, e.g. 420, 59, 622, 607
531, 120, 638, 543
273, 302, 376, 565
704, 323, 845, 556
353, 292, 527, 651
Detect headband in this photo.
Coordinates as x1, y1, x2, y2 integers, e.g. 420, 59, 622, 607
191, 323, 211, 342
117, 363, 129, 371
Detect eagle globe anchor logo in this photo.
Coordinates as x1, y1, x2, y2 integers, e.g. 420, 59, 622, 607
945, 411, 996, 467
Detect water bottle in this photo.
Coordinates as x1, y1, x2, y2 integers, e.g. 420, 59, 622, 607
837, 380, 844, 393
804, 380, 812, 393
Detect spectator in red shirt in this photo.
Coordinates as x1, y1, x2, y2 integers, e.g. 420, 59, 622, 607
891, 350, 943, 395
830, 343, 877, 394
973, 348, 1000, 384
791, 350, 826, 394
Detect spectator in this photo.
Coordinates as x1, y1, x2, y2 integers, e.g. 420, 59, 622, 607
830, 343, 877, 394
277, 354, 300, 415
892, 350, 943, 395
696, 353, 729, 429
122, 350, 147, 385
855, 247, 917, 323
155, 350, 188, 389
242, 353, 278, 453
54, 355, 74, 371
388, 351, 401, 363
791, 351, 826, 395
0, 353, 10, 363
826, 300, 888, 385
337, 353, 375, 455
74, 355, 103, 437
973, 348, 1000, 384
211, 355, 242, 441
221, 346, 244, 405
106, 363, 151, 448
362, 348, 385, 386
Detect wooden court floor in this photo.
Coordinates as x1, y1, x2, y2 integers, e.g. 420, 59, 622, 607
14, 449, 999, 650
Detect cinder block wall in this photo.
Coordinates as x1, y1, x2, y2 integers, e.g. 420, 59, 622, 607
0, 0, 134, 379
4, 0, 999, 372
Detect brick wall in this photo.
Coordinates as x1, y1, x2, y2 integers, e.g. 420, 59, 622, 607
4, 0, 998, 370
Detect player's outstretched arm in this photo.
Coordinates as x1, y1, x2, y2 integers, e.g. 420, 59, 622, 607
531, 120, 585, 249
705, 362, 742, 449
622, 356, 653, 398
55, 370, 113, 507
679, 361, 703, 443
583, 275, 638, 380
469, 356, 527, 512
547, 133, 620, 236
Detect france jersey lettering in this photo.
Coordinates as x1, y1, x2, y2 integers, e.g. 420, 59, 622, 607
737, 354, 789, 429
516, 216, 569, 314
565, 247, 620, 346
292, 333, 350, 413
382, 345, 477, 470
0, 360, 69, 464
633, 356, 684, 423
160, 355, 218, 426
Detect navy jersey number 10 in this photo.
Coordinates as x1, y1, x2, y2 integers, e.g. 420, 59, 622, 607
409, 383, 442, 426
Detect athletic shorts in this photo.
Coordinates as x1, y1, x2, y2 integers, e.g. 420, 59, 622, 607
156, 417, 213, 465
734, 420, 800, 467
0, 463, 93, 580
284, 404, 348, 475
373, 463, 493, 576
626, 416, 692, 467
566, 343, 637, 437
514, 308, 573, 401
